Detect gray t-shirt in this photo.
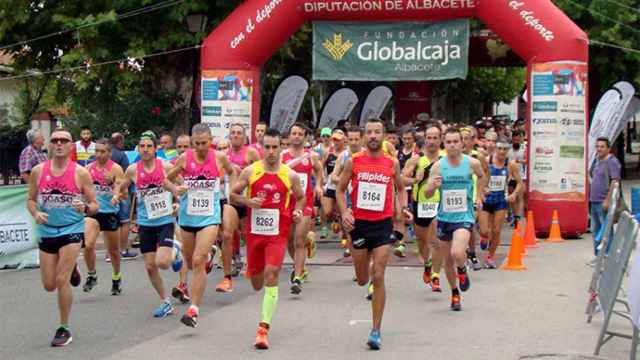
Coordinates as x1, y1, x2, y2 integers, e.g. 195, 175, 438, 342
589, 155, 621, 202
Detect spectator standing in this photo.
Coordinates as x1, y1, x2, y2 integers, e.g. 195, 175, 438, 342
19, 129, 48, 183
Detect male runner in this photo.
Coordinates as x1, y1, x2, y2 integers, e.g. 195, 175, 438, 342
216, 123, 260, 292
320, 129, 346, 239
83, 139, 125, 295
329, 125, 364, 257
393, 129, 418, 257
336, 118, 412, 350
121, 132, 184, 318
479, 137, 522, 268
27, 128, 98, 346
230, 128, 305, 349
314, 127, 332, 162
507, 130, 527, 227
171, 134, 193, 303
403, 124, 443, 291
168, 124, 236, 327
461, 127, 489, 270
425, 128, 486, 311
250, 121, 267, 157
282, 123, 324, 294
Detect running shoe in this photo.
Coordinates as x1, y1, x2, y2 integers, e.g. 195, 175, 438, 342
451, 294, 462, 311
105, 254, 111, 263
393, 243, 406, 258
153, 299, 174, 318
301, 269, 310, 282
306, 232, 317, 259
254, 325, 270, 350
458, 268, 471, 292
484, 255, 497, 269
206, 245, 217, 274
83, 274, 97, 293
289, 269, 295, 284
291, 278, 303, 295
180, 307, 198, 328
231, 253, 243, 277
111, 279, 122, 296
320, 226, 328, 239
171, 241, 183, 272
430, 275, 442, 292
479, 237, 489, 251
343, 248, 351, 258
468, 253, 482, 271
172, 283, 191, 303
121, 249, 138, 260
50, 327, 72, 347
367, 329, 382, 350
216, 277, 234, 293
366, 282, 374, 300
70, 264, 81, 287
422, 265, 432, 285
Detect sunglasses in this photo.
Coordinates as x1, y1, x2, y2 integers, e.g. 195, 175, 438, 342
51, 138, 71, 144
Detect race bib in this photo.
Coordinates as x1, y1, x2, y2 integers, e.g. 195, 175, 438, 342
298, 173, 308, 191
442, 189, 467, 213
144, 191, 172, 219
356, 182, 386, 212
418, 202, 438, 218
187, 189, 215, 216
489, 176, 506, 192
250, 209, 279, 235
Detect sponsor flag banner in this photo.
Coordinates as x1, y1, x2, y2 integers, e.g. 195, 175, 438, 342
313, 21, 469, 81
201, 70, 254, 142
359, 86, 393, 127
0, 186, 39, 269
588, 82, 636, 165
318, 88, 359, 129
270, 76, 310, 134
529, 62, 588, 202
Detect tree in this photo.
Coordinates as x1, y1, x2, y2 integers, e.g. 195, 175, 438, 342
554, 0, 640, 104
0, 0, 243, 137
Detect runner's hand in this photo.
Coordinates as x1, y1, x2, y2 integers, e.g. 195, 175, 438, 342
111, 195, 120, 206
34, 211, 49, 224
314, 186, 323, 202
507, 194, 516, 204
72, 199, 86, 214
104, 171, 115, 185
246, 197, 265, 209
426, 176, 442, 194
341, 209, 355, 232
403, 208, 413, 223
293, 209, 303, 223
172, 203, 179, 216
176, 185, 188, 197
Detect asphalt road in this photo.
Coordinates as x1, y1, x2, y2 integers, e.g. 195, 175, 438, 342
0, 231, 635, 360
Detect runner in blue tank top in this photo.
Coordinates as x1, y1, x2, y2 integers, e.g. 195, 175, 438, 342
425, 128, 486, 312
27, 128, 98, 347
479, 137, 522, 269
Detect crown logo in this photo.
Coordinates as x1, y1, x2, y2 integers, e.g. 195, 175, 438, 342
323, 33, 353, 61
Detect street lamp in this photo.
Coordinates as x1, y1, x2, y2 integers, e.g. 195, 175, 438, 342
186, 13, 207, 130
186, 14, 208, 34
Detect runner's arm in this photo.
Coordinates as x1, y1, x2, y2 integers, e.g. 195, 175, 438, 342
165, 154, 186, 182
336, 158, 353, 216
78, 167, 99, 215
218, 152, 238, 188
247, 148, 260, 165
120, 165, 135, 199
111, 164, 126, 204
402, 155, 420, 186
392, 158, 408, 209
26, 164, 42, 217
478, 152, 489, 176
424, 161, 441, 198
329, 153, 344, 185
290, 172, 306, 213
230, 166, 252, 207
508, 161, 523, 200
311, 152, 324, 198
470, 158, 486, 203
161, 162, 179, 198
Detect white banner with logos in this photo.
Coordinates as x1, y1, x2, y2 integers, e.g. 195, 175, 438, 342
270, 76, 309, 134
529, 62, 588, 201
0, 186, 39, 269
359, 86, 393, 127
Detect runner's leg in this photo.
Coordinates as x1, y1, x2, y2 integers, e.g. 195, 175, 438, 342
56, 243, 81, 326
143, 252, 166, 300
190, 226, 218, 307
371, 244, 392, 330
83, 218, 99, 274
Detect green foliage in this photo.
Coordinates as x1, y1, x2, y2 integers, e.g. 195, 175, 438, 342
0, 124, 27, 150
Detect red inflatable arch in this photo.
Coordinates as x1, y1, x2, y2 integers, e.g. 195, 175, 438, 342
202, 0, 589, 237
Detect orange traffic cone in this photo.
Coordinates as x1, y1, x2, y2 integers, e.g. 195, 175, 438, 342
523, 211, 539, 248
502, 224, 527, 271
545, 210, 565, 243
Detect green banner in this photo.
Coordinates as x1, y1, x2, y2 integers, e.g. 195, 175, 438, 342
0, 185, 39, 269
313, 21, 469, 81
